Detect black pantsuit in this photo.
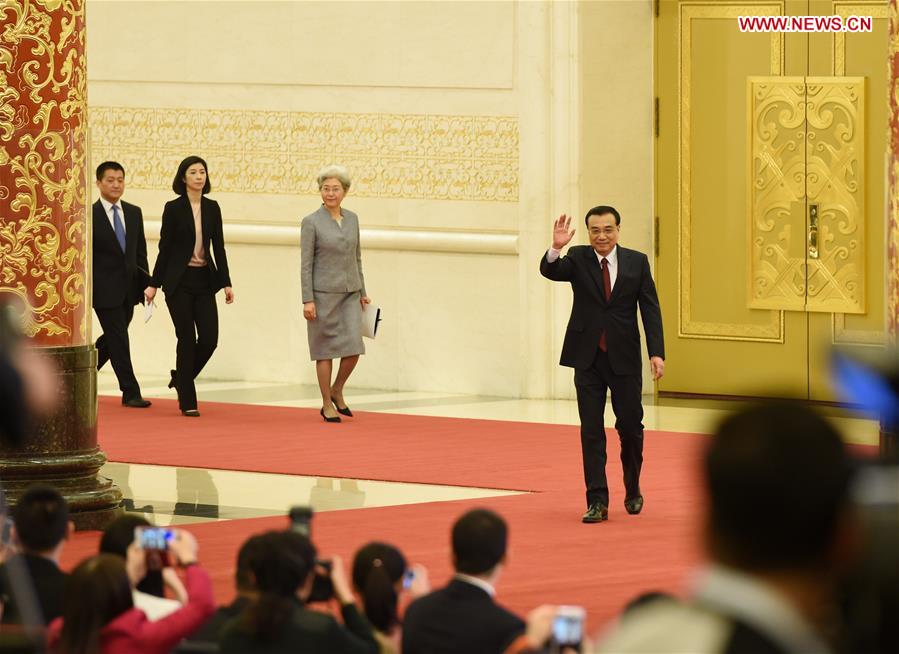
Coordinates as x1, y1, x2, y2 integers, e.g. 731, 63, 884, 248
92, 200, 150, 402
150, 195, 231, 412
165, 267, 218, 411
540, 245, 664, 508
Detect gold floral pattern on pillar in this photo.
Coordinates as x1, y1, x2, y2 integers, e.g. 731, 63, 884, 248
749, 77, 865, 314
0, 0, 88, 344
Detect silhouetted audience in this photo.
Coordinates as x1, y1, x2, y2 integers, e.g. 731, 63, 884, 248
402, 508, 527, 654
0, 485, 72, 625
100, 514, 185, 620
174, 531, 268, 651
596, 403, 859, 654
218, 530, 378, 653
352, 541, 430, 653
48, 529, 214, 654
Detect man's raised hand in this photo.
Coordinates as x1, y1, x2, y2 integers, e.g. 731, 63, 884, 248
552, 214, 576, 250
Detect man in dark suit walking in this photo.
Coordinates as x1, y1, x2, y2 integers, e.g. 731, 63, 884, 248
402, 509, 526, 654
540, 206, 664, 523
92, 161, 151, 408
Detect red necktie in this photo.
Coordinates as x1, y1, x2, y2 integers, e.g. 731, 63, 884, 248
599, 257, 611, 351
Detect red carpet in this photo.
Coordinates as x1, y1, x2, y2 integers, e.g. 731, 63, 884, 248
60, 396, 714, 631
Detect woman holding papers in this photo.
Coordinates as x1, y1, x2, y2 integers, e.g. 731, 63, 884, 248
145, 156, 233, 417
301, 164, 370, 423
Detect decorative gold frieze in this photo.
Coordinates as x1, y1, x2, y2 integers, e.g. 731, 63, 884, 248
88, 107, 519, 202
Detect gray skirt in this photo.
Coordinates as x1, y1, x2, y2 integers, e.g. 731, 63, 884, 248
307, 290, 365, 361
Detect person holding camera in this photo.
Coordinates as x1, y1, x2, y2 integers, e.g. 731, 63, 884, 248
48, 528, 214, 654
219, 530, 378, 653
99, 515, 187, 621
351, 542, 431, 653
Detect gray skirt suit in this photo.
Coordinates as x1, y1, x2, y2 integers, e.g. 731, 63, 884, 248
300, 205, 366, 361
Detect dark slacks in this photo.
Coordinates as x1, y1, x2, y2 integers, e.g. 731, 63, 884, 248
165, 267, 218, 411
95, 300, 141, 401
574, 347, 644, 507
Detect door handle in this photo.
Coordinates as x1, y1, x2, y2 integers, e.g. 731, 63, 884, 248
808, 204, 819, 259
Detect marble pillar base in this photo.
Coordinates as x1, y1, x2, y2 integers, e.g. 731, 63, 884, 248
0, 345, 123, 530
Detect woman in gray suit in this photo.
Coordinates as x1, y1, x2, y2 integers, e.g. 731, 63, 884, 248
301, 165, 370, 423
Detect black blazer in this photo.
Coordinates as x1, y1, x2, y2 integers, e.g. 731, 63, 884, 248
540, 245, 664, 375
92, 199, 150, 308
218, 601, 377, 654
0, 554, 67, 625
402, 579, 526, 654
150, 196, 232, 294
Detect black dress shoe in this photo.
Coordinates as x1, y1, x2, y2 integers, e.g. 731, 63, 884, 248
320, 408, 341, 423
624, 495, 644, 515
181, 409, 200, 417
332, 400, 353, 417
122, 397, 152, 408
582, 503, 609, 523
167, 369, 177, 389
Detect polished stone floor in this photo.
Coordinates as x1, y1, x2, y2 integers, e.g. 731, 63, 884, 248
97, 370, 880, 525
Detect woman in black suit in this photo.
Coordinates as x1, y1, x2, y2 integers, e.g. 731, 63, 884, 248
145, 156, 234, 417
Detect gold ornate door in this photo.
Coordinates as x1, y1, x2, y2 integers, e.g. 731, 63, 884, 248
655, 0, 887, 399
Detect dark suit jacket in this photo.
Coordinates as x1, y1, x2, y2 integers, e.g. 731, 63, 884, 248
92, 199, 150, 308
539, 245, 664, 375
402, 579, 526, 654
0, 554, 67, 625
150, 196, 232, 295
218, 600, 377, 654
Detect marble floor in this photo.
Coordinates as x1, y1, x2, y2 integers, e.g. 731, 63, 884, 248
97, 370, 880, 526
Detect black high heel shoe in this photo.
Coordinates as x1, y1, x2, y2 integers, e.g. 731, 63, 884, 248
332, 400, 353, 418
181, 409, 200, 417
167, 369, 177, 389
320, 408, 341, 423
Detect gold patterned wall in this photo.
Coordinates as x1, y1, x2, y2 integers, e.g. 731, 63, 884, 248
0, 0, 89, 345
88, 107, 519, 202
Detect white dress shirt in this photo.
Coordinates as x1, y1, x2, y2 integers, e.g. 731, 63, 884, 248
546, 244, 619, 291
99, 197, 126, 235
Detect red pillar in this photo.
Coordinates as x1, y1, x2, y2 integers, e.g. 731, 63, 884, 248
1, 0, 121, 527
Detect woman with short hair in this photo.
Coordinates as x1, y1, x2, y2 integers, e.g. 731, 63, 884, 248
301, 164, 370, 422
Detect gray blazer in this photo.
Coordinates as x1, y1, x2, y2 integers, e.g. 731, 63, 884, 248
300, 205, 366, 303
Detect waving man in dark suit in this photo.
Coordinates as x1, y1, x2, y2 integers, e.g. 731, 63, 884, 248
540, 206, 664, 523
92, 162, 151, 408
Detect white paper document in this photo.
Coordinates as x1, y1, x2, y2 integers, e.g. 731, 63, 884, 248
361, 303, 381, 339
143, 301, 154, 323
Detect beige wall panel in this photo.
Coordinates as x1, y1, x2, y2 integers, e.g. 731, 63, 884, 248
580, 0, 654, 260
86, 1, 514, 90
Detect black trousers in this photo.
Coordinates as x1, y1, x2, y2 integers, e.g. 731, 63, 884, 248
574, 347, 644, 508
165, 267, 218, 411
95, 300, 141, 401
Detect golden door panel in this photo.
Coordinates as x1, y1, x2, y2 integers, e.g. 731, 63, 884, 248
656, 0, 810, 398
748, 77, 866, 315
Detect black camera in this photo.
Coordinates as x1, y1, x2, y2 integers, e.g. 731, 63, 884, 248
288, 506, 334, 602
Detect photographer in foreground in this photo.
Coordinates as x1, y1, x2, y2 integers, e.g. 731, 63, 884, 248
219, 530, 377, 653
